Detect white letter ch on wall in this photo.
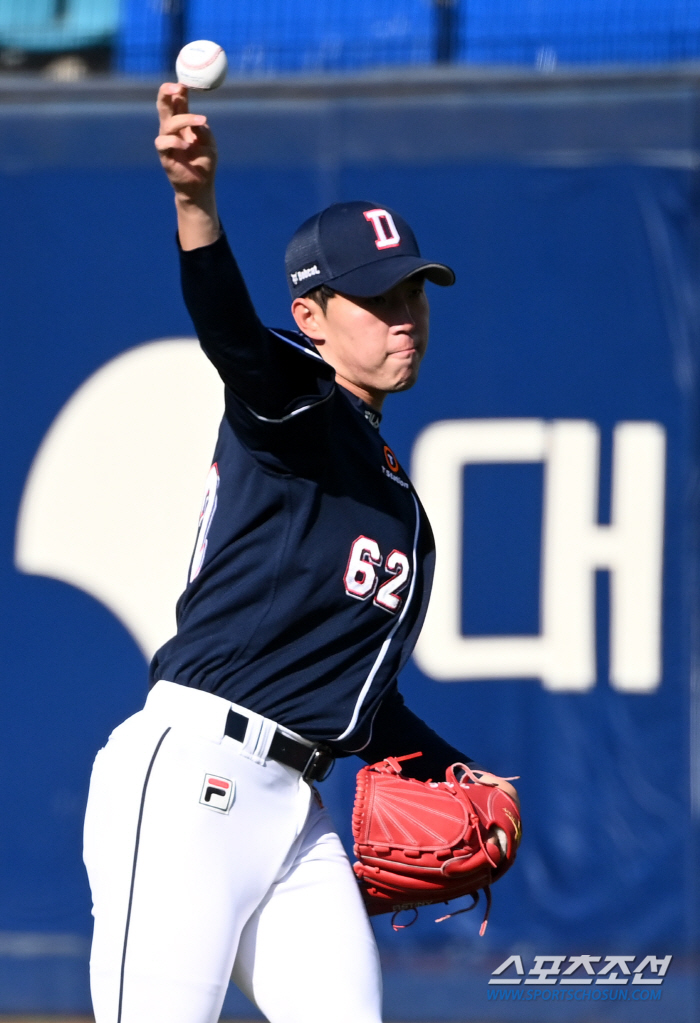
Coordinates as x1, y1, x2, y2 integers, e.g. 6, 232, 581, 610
412, 419, 666, 693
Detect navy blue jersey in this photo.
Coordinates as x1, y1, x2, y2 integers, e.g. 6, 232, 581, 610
150, 234, 476, 777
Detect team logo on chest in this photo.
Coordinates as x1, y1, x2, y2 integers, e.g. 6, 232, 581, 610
343, 535, 411, 614
381, 445, 409, 488
384, 445, 399, 472
199, 773, 235, 814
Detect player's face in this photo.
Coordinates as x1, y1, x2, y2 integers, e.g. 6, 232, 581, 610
293, 276, 430, 410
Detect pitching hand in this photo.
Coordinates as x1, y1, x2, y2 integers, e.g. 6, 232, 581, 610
155, 83, 217, 199
472, 771, 520, 808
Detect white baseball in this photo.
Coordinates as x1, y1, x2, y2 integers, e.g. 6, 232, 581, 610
176, 40, 228, 91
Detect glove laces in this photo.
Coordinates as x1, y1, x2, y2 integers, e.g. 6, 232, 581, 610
435, 886, 492, 935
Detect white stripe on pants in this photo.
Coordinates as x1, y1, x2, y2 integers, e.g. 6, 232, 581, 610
84, 681, 383, 1023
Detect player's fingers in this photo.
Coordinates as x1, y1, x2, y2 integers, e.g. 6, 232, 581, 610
156, 82, 189, 125
191, 122, 215, 148
155, 123, 216, 155
495, 779, 520, 808
472, 771, 520, 807
160, 112, 207, 135
156, 82, 183, 119
154, 134, 193, 153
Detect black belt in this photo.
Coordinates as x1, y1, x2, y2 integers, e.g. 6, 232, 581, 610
225, 708, 334, 782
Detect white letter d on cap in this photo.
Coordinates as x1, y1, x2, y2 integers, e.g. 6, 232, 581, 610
364, 209, 401, 249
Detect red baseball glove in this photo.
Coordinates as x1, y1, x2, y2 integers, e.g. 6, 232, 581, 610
352, 754, 521, 933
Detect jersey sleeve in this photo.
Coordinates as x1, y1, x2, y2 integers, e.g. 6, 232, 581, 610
179, 231, 335, 420
356, 686, 484, 782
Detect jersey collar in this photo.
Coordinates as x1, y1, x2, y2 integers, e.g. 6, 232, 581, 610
338, 385, 382, 429
298, 330, 383, 428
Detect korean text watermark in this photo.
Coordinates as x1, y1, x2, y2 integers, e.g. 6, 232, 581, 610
489, 954, 671, 988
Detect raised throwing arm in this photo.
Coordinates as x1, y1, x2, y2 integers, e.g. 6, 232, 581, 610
155, 82, 220, 251
153, 82, 335, 423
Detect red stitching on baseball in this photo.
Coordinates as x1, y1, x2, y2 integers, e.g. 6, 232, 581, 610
179, 48, 222, 71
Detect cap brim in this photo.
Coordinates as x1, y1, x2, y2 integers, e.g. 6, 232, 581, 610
321, 255, 455, 297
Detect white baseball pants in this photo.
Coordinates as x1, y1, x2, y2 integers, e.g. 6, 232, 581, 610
83, 680, 383, 1023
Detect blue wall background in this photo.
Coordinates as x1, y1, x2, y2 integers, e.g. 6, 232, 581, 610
1, 78, 699, 1020
116, 0, 700, 74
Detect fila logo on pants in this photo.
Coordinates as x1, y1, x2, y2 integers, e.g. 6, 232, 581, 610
199, 774, 235, 813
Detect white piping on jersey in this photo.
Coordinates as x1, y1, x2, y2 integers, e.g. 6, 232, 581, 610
341, 701, 381, 754
239, 329, 330, 422
269, 328, 324, 361
243, 387, 335, 424
334, 490, 421, 744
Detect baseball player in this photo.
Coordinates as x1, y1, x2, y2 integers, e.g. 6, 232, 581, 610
83, 83, 518, 1023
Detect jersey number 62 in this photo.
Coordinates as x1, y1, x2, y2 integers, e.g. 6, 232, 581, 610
343, 535, 411, 614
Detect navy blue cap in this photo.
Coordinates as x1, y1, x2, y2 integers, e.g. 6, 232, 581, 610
285, 200, 456, 300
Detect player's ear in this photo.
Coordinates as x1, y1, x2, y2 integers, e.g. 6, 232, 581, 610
291, 296, 326, 343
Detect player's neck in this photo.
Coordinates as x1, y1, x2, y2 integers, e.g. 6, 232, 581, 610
335, 374, 386, 412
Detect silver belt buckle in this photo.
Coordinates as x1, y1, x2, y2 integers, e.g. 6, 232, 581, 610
302, 746, 334, 782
